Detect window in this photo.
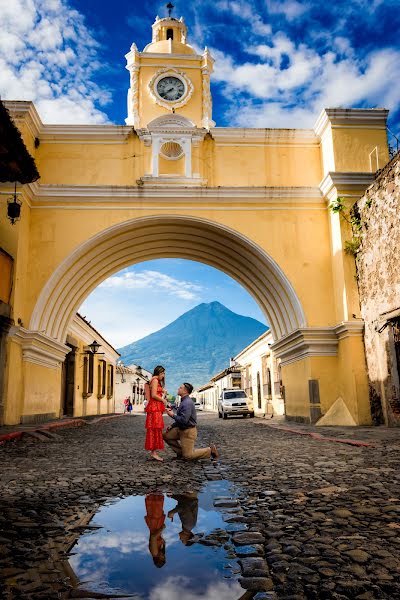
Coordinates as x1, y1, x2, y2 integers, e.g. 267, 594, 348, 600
97, 360, 106, 398
107, 364, 114, 399
224, 391, 247, 400
83, 353, 94, 398
166, 28, 173, 40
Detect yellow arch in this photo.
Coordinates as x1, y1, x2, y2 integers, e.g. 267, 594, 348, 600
30, 214, 306, 342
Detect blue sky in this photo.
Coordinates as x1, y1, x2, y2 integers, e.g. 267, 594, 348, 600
1, 0, 399, 131
79, 260, 267, 347
1, 0, 399, 346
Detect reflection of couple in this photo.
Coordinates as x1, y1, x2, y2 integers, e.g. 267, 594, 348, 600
144, 492, 199, 568
144, 365, 218, 462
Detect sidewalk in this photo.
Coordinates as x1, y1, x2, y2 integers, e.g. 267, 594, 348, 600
0, 413, 129, 444
256, 415, 400, 447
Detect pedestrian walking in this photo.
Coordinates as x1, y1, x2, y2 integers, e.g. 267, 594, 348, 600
144, 365, 168, 462
163, 383, 218, 461
123, 397, 130, 413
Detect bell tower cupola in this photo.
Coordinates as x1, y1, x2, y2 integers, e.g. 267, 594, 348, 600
125, 5, 215, 185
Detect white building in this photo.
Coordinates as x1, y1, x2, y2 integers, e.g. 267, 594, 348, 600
234, 330, 284, 418
115, 364, 152, 413
194, 362, 242, 412
194, 382, 217, 412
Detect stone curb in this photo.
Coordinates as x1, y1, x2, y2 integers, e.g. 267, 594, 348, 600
261, 423, 374, 447
0, 413, 126, 445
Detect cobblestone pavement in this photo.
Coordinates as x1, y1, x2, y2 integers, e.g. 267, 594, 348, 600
1, 414, 400, 599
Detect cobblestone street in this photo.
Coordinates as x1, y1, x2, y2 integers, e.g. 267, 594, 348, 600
1, 414, 400, 599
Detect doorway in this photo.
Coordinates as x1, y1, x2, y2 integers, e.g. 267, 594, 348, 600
62, 344, 77, 417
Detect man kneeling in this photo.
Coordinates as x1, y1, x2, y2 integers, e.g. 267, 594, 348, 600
164, 383, 218, 461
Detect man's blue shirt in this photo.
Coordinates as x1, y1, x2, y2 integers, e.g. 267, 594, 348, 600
171, 395, 197, 429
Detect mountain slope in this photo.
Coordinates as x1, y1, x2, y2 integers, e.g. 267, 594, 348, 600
118, 301, 268, 395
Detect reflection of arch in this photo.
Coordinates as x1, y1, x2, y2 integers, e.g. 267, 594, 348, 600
30, 215, 306, 343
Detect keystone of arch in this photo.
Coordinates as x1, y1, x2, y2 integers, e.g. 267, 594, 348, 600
29, 215, 307, 344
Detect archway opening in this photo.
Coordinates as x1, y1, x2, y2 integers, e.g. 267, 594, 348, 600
30, 214, 306, 345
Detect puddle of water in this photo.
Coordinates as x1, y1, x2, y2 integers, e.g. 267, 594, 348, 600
68, 481, 245, 599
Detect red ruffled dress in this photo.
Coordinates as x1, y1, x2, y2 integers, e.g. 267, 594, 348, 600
144, 377, 165, 450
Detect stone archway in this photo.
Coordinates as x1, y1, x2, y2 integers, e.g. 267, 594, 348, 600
30, 214, 306, 343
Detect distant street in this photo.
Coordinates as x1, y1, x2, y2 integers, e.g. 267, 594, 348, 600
1, 414, 400, 599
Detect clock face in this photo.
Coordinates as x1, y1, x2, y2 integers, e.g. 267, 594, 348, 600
156, 76, 185, 102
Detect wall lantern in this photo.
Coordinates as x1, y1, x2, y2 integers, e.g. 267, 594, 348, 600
7, 183, 22, 225
88, 340, 101, 354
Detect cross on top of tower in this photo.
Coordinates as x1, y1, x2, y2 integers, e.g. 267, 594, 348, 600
166, 3, 174, 17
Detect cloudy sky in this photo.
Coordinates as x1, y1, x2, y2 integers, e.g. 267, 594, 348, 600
1, 0, 399, 347
1, 0, 399, 129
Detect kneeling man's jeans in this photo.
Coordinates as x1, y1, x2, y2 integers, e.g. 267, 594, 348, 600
163, 427, 211, 460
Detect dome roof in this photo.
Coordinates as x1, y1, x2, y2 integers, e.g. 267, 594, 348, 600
143, 39, 197, 55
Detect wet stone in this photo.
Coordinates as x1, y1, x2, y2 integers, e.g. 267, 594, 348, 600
240, 557, 270, 577
235, 544, 265, 557
239, 576, 274, 591
225, 523, 248, 532
345, 549, 370, 563
214, 498, 239, 508
232, 531, 266, 545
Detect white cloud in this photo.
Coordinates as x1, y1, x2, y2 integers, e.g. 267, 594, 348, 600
212, 31, 400, 128
100, 270, 204, 301
0, 0, 110, 124
215, 0, 271, 35
267, 0, 310, 21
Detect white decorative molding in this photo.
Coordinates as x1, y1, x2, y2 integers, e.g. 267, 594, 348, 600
139, 53, 202, 61
24, 182, 323, 202
148, 67, 194, 111
9, 326, 70, 369
272, 320, 365, 365
334, 320, 364, 340
201, 66, 215, 129
4, 102, 132, 141
211, 127, 318, 145
319, 172, 375, 200
314, 108, 389, 138
271, 327, 339, 366
125, 66, 140, 127
138, 175, 207, 187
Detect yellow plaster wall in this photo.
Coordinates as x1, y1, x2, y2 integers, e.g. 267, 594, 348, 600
3, 339, 24, 424
36, 136, 141, 185
308, 355, 339, 414
332, 128, 389, 172
159, 154, 185, 175
22, 361, 62, 417
281, 360, 310, 418
23, 205, 337, 330
337, 336, 371, 425
212, 144, 322, 187
139, 63, 204, 127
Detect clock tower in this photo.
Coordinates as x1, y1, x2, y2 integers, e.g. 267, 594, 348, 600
125, 10, 215, 182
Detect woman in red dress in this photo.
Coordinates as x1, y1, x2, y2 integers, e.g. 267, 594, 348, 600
145, 365, 167, 461
144, 493, 166, 568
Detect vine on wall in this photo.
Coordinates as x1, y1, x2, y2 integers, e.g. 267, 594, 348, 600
329, 197, 372, 257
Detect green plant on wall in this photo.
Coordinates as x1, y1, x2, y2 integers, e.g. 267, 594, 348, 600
329, 197, 362, 256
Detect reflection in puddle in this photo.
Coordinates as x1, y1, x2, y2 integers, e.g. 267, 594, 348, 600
68, 481, 244, 599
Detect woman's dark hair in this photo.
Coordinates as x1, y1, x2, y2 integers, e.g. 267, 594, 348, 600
153, 542, 166, 568
153, 365, 165, 377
